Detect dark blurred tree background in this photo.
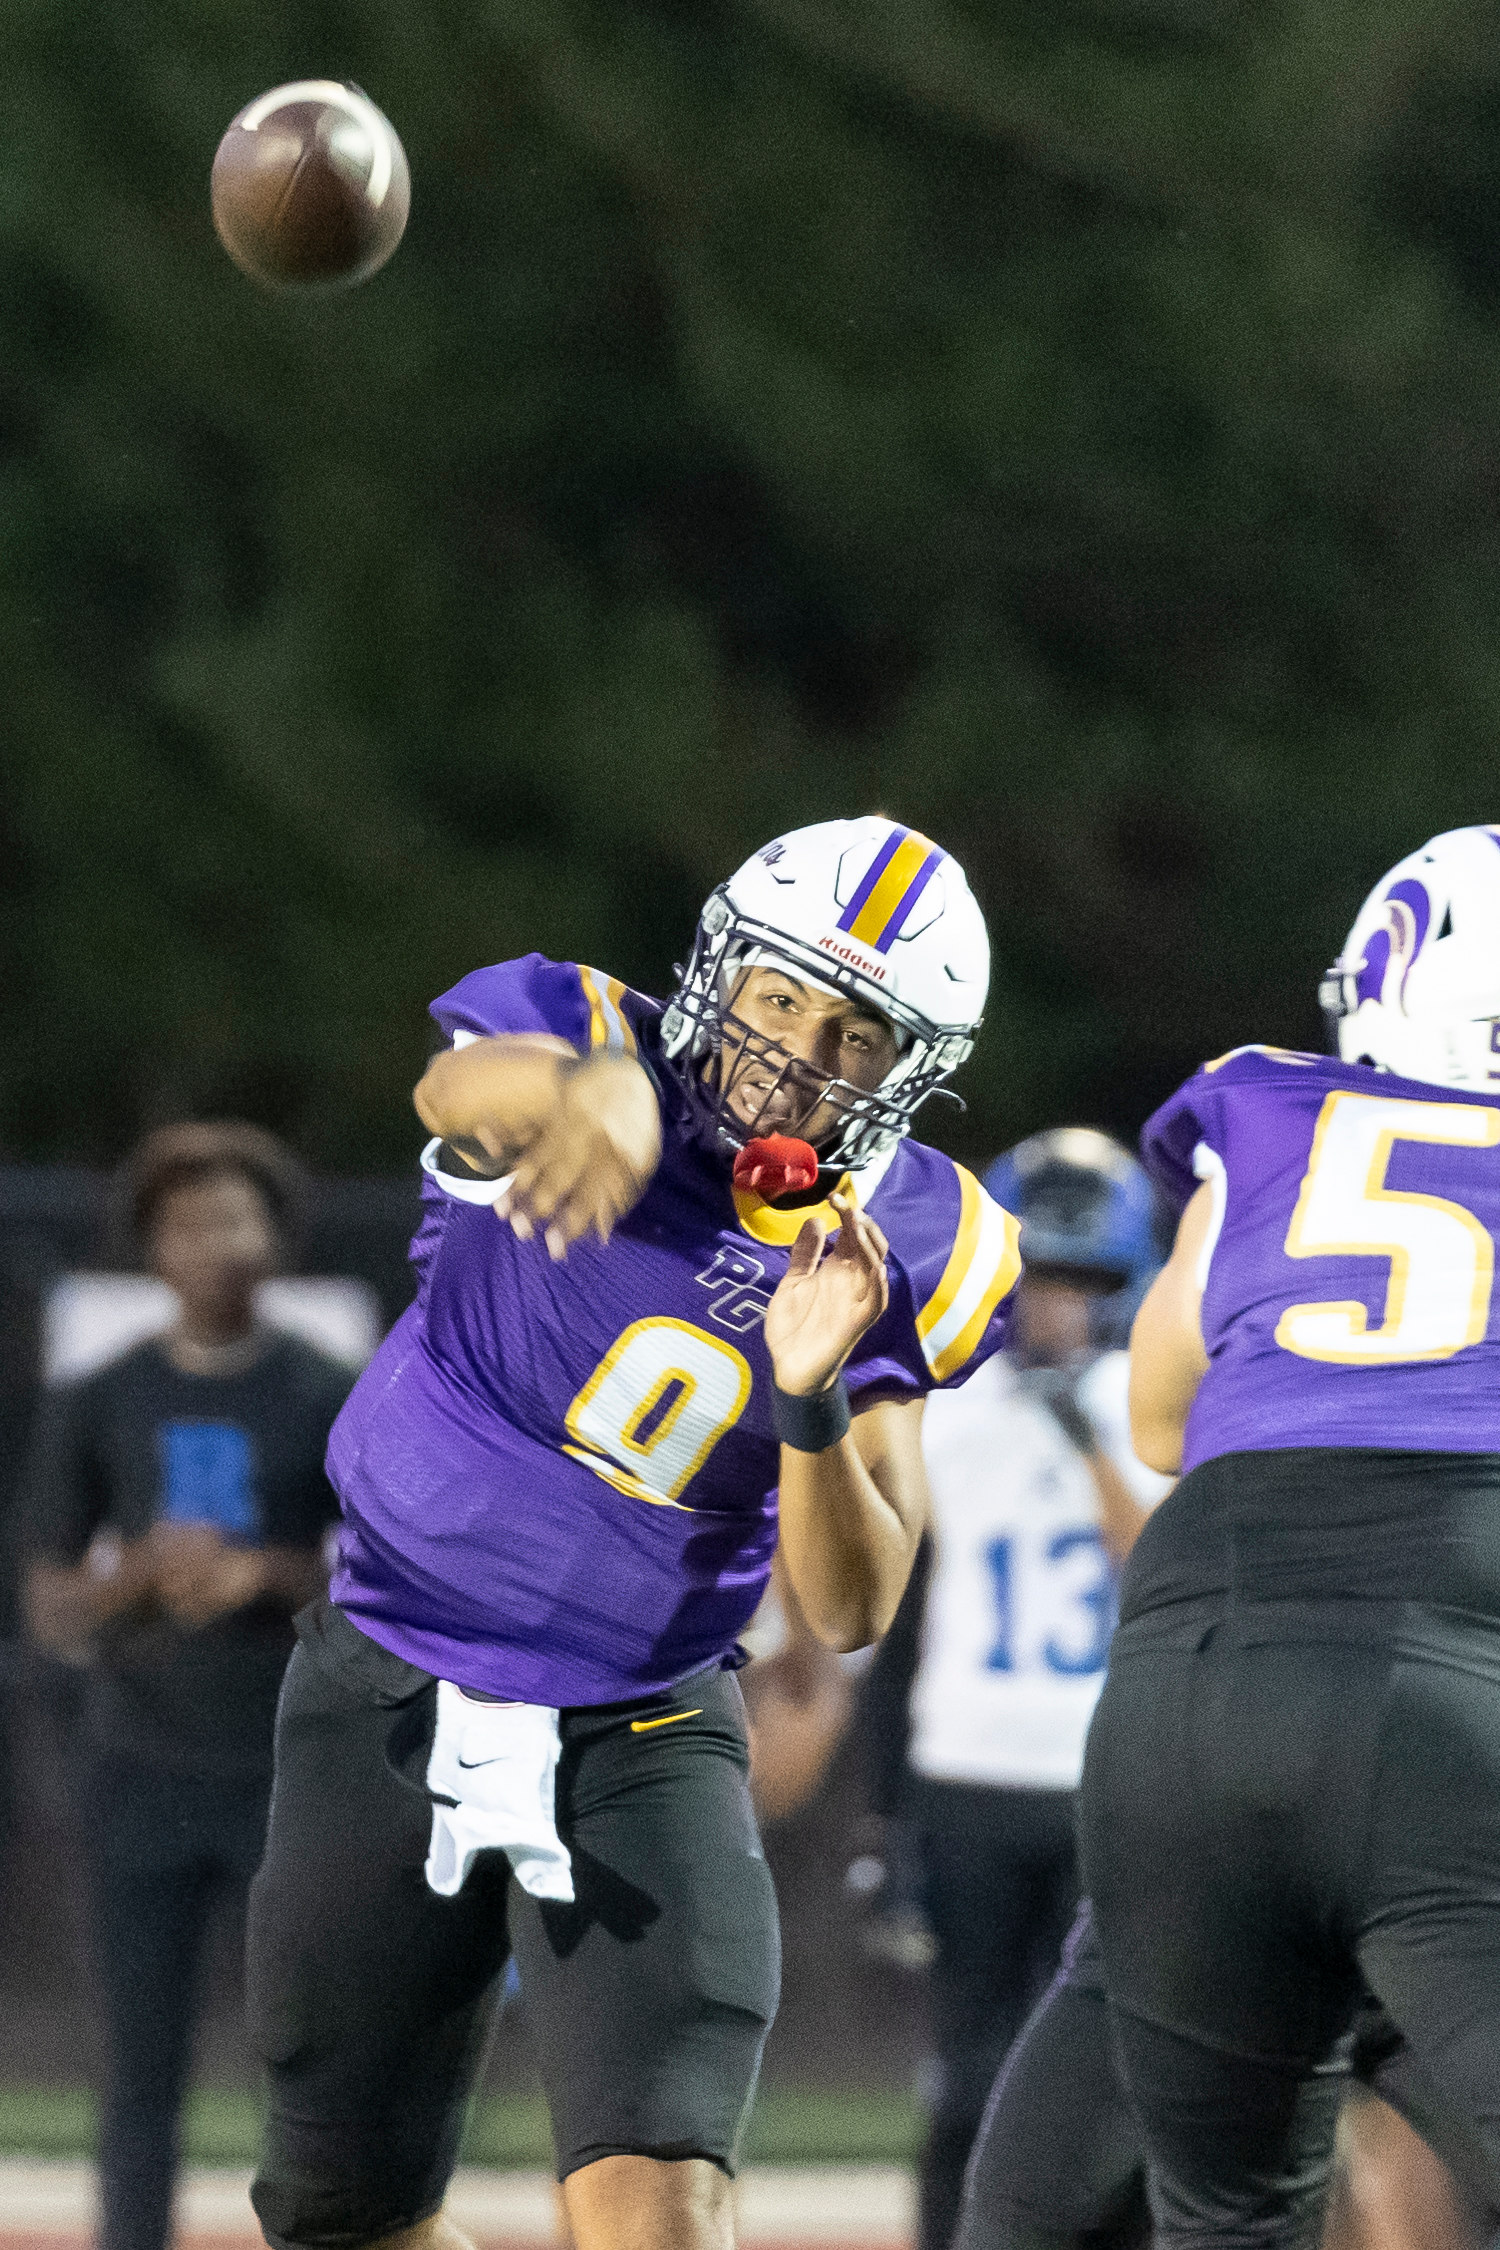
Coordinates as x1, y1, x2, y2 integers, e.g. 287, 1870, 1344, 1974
3, 0, 1500, 1172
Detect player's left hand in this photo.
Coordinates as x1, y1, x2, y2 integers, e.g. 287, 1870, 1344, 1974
764, 1191, 889, 1398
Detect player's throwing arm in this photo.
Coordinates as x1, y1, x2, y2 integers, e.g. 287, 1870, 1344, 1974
416, 1033, 662, 1257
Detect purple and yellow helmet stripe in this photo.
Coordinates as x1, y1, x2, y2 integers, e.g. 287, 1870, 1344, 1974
836, 827, 945, 955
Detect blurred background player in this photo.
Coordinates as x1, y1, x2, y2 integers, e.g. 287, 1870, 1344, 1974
859, 1128, 1169, 2250
245, 817, 1021, 2250
1082, 825, 1500, 2244
21, 1124, 353, 2250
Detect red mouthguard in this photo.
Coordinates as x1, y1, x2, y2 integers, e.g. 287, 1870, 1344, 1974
733, 1136, 820, 1202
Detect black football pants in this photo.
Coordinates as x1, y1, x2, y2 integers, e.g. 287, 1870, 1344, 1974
247, 1602, 779, 2249
955, 1901, 1149, 2250
908, 1779, 1080, 2250
1081, 1602, 1500, 2250
953, 1899, 1481, 2250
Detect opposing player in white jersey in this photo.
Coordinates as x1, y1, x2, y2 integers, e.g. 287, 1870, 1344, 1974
884, 1130, 1170, 2250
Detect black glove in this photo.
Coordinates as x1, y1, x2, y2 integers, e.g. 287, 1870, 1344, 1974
1016, 1363, 1099, 1456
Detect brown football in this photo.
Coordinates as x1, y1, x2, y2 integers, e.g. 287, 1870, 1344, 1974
211, 80, 410, 290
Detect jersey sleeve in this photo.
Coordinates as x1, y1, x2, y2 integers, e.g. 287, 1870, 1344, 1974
431, 953, 590, 1049
845, 1152, 1022, 1399
1141, 1047, 1324, 1214
1140, 1073, 1217, 1212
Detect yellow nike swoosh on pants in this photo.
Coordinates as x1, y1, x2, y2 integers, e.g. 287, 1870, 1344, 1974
629, 1708, 703, 1733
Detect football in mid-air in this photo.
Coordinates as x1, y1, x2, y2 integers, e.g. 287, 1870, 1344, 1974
211, 81, 410, 290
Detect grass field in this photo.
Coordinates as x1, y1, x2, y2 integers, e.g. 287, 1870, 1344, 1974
0, 2087, 923, 2169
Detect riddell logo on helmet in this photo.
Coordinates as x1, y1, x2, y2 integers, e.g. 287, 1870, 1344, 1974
818, 935, 887, 980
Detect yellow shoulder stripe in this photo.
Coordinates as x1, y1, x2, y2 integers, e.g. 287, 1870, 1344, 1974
578, 965, 638, 1058
930, 1214, 1023, 1384
915, 1167, 984, 1346
916, 1165, 1023, 1385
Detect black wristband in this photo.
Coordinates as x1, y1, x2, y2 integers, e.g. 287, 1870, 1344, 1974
773, 1377, 852, 1452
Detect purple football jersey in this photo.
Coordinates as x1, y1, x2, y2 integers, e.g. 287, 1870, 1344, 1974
329, 955, 1021, 1705
1142, 1046, 1500, 1471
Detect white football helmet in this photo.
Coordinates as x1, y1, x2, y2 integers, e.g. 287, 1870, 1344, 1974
1320, 825, 1500, 1089
662, 816, 991, 1168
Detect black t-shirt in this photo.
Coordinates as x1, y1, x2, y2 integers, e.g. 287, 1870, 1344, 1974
25, 1331, 353, 1777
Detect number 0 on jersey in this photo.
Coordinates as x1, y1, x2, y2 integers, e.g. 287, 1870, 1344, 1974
564, 1318, 753, 1506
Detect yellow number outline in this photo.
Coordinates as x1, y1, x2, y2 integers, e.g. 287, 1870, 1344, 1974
1275, 1091, 1500, 1365
563, 1316, 752, 1507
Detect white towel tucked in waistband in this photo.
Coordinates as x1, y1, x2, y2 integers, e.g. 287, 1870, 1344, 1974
424, 1682, 574, 1902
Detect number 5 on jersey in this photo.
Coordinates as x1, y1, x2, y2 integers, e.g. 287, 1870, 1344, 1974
1277, 1091, 1500, 1364
564, 1318, 752, 1507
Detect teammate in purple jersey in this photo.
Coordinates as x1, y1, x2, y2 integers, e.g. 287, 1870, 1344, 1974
246, 816, 1021, 2250
1072, 825, 1500, 2250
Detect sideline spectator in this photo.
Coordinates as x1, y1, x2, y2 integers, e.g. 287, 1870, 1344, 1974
859, 1129, 1171, 2250
21, 1123, 354, 2250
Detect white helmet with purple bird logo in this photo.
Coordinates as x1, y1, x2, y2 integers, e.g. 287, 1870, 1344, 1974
1321, 825, 1500, 1090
